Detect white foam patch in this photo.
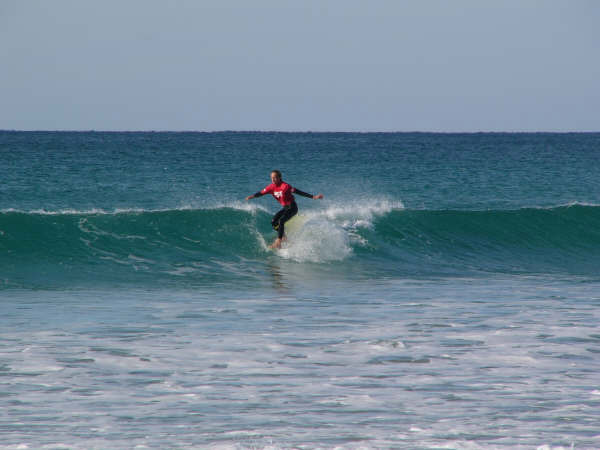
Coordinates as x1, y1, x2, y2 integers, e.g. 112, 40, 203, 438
312, 199, 403, 237
315, 199, 404, 224
277, 217, 351, 263
264, 198, 404, 262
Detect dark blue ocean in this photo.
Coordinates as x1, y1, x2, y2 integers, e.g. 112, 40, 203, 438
1, 131, 599, 449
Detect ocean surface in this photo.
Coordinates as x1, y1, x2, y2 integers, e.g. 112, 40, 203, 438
1, 131, 599, 449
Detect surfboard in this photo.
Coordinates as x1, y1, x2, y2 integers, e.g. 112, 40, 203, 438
268, 214, 307, 250
283, 214, 307, 236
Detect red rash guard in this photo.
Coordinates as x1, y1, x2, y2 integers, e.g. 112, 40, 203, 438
254, 182, 313, 206
260, 182, 296, 206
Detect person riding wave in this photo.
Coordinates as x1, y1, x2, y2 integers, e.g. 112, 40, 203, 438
245, 170, 323, 249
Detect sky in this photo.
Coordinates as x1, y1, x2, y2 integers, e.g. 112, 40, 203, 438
1, 0, 599, 132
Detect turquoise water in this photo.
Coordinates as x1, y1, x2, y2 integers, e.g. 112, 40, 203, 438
1, 131, 600, 448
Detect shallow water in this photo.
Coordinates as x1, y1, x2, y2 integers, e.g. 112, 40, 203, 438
2, 277, 599, 448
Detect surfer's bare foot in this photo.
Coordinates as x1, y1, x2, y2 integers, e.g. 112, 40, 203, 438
269, 238, 282, 249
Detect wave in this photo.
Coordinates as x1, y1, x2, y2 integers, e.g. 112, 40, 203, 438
2, 203, 600, 287
361, 204, 600, 276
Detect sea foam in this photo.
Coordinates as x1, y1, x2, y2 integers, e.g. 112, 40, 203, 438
275, 198, 403, 263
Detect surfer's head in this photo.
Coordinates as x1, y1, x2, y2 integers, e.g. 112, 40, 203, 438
271, 170, 282, 185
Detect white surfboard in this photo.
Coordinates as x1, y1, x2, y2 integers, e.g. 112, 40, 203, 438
283, 214, 307, 236
268, 214, 307, 250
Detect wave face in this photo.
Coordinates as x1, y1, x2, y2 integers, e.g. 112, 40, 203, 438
2, 203, 600, 288
362, 204, 600, 276
0, 207, 271, 288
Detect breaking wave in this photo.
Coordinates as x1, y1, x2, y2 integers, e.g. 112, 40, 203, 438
2, 202, 600, 288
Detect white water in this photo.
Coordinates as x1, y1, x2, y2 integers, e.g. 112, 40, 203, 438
1, 276, 599, 449
275, 199, 403, 263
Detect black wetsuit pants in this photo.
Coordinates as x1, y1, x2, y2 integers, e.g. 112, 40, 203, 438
272, 201, 298, 239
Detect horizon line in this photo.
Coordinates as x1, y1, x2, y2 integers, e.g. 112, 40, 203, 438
2, 129, 599, 134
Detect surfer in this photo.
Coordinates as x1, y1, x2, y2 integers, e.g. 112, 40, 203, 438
246, 170, 323, 249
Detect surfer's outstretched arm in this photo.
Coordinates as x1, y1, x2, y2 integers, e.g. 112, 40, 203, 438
292, 188, 323, 200
245, 191, 264, 201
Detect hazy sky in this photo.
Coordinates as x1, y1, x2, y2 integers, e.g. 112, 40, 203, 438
1, 1, 599, 131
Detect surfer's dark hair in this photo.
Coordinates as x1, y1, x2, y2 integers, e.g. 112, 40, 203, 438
271, 170, 282, 178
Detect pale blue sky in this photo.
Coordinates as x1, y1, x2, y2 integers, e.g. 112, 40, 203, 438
1, 0, 598, 131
